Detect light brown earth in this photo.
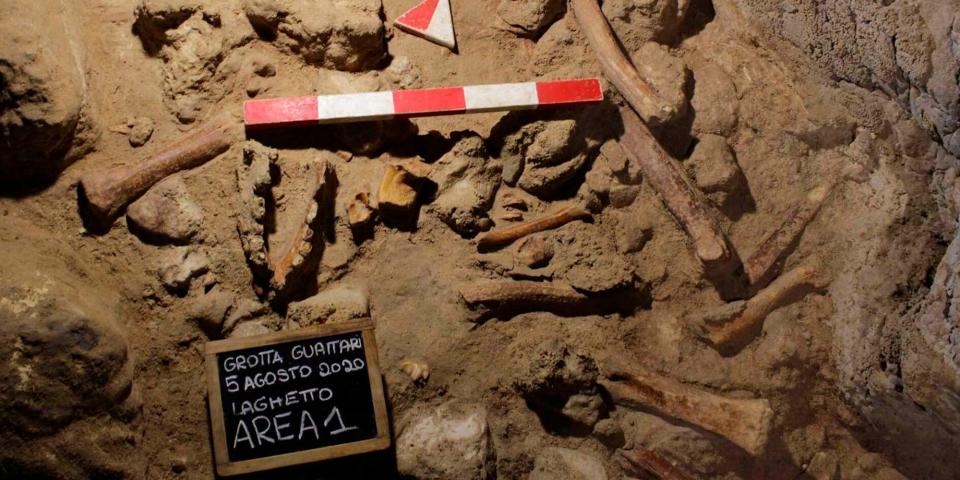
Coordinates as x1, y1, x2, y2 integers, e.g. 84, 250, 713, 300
2, 0, 959, 479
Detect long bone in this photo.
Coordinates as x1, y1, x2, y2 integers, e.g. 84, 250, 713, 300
79, 112, 243, 229
476, 203, 590, 252
569, 0, 674, 125
744, 184, 833, 291
617, 447, 695, 480
599, 358, 774, 456
618, 106, 734, 271
700, 261, 829, 353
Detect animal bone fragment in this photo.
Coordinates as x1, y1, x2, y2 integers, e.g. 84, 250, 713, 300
744, 184, 833, 291
570, 0, 674, 125
515, 235, 554, 268
477, 203, 590, 251
599, 358, 774, 456
236, 142, 334, 302
399, 358, 430, 384
269, 163, 329, 292
348, 191, 375, 230
461, 280, 588, 309
617, 447, 695, 480
79, 112, 242, 230
378, 164, 422, 223
618, 106, 734, 271
701, 262, 829, 354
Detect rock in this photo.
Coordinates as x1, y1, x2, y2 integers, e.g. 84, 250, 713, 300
0, 0, 96, 186
222, 298, 269, 334
396, 402, 496, 480
805, 451, 840, 480
127, 117, 155, 147
593, 419, 625, 448
286, 286, 370, 326
608, 183, 640, 208
515, 235, 554, 268
159, 247, 210, 293
561, 393, 603, 429
126, 176, 203, 244
497, 0, 565, 37
0, 219, 140, 478
512, 339, 601, 432
188, 288, 235, 337
629, 42, 691, 128
228, 320, 272, 338
134, 1, 254, 123
385, 56, 422, 90
501, 192, 529, 211
552, 222, 634, 293
243, 0, 385, 71
529, 447, 608, 480
690, 61, 739, 136
504, 120, 593, 197
429, 137, 502, 236
686, 134, 743, 208
611, 209, 652, 255
602, 0, 691, 51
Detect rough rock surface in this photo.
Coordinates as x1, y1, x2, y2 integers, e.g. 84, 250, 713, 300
0, 0, 96, 186
529, 447, 608, 480
134, 0, 255, 123
429, 136, 502, 236
158, 247, 210, 293
503, 119, 595, 197
602, 0, 692, 50
396, 402, 496, 480
286, 285, 370, 326
126, 175, 203, 244
243, 0, 385, 71
496, 0, 565, 38
686, 134, 744, 208
0, 220, 140, 479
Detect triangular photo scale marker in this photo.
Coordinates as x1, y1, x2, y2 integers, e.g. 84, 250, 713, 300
395, 0, 457, 50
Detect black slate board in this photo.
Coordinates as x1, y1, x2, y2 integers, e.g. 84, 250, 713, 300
205, 322, 390, 476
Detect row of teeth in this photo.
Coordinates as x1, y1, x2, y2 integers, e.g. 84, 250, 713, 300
237, 143, 327, 298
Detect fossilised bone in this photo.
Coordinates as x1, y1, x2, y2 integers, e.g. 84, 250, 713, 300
618, 106, 734, 271
79, 112, 243, 229
477, 203, 590, 251
702, 262, 829, 354
599, 359, 774, 456
236, 142, 334, 302
399, 358, 430, 384
616, 447, 695, 480
569, 0, 674, 125
461, 280, 588, 309
744, 184, 833, 291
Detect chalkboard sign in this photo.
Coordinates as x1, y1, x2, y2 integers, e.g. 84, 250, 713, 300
205, 321, 390, 476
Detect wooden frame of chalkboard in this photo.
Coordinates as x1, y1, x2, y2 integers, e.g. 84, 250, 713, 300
204, 321, 390, 477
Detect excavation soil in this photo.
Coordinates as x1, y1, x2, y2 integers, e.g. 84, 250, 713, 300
2, 0, 959, 479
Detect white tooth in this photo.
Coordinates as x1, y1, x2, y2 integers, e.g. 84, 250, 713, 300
292, 254, 304, 267
302, 228, 314, 241
299, 242, 312, 254
307, 203, 318, 222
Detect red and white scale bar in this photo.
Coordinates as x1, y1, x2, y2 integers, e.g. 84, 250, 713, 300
244, 78, 603, 128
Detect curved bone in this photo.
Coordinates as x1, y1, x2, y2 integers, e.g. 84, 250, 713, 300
569, 0, 674, 125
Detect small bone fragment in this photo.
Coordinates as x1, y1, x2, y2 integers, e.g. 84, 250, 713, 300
570, 0, 674, 125
399, 358, 430, 383
705, 262, 829, 352
378, 164, 420, 219
618, 106, 734, 270
269, 161, 331, 292
599, 359, 774, 456
347, 191, 375, 229
460, 280, 588, 310
394, 158, 433, 179
477, 203, 590, 251
617, 447, 695, 480
744, 184, 833, 290
79, 112, 242, 229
